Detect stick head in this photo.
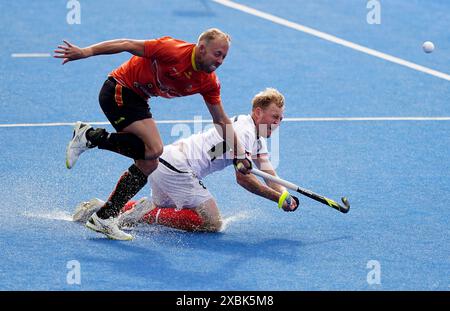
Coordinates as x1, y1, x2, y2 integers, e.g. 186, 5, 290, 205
341, 197, 350, 213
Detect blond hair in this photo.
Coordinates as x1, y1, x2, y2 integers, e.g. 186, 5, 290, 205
252, 88, 285, 110
198, 28, 231, 45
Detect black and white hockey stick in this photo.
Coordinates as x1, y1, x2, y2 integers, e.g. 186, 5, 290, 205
251, 168, 350, 214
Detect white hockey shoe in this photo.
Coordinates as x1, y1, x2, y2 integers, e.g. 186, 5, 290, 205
86, 213, 133, 241
66, 121, 93, 169
72, 198, 105, 223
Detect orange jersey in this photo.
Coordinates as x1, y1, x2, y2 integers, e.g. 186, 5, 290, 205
110, 37, 221, 105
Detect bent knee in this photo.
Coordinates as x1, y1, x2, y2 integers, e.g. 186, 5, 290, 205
135, 158, 159, 176
144, 144, 163, 160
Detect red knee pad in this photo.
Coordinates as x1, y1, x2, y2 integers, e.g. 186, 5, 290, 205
143, 207, 203, 231
121, 200, 137, 213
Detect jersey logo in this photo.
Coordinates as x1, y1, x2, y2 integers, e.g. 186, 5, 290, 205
114, 117, 126, 125
167, 67, 182, 80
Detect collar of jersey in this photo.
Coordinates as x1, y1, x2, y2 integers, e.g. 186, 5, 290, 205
191, 47, 198, 71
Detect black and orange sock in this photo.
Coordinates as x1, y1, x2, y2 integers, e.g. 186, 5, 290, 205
97, 164, 148, 219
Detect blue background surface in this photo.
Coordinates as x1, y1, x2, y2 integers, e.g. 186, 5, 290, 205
0, 0, 449, 290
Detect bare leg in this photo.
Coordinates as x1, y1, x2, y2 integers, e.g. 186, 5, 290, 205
122, 118, 163, 175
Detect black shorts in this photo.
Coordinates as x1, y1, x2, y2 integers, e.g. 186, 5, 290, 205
98, 77, 152, 132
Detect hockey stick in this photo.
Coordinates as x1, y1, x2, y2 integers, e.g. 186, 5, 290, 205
251, 168, 350, 214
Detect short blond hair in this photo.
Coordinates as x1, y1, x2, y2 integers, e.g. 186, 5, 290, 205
198, 28, 231, 45
252, 88, 285, 110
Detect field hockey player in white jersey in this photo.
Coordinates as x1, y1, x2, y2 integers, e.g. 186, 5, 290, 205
73, 88, 298, 233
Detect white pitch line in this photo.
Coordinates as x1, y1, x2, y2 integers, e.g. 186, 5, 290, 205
1, 117, 450, 128
283, 117, 450, 122
0, 122, 108, 128
212, 0, 450, 82
11, 53, 51, 58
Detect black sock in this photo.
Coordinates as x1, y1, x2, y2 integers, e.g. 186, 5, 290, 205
86, 128, 145, 160
85, 128, 107, 147
97, 164, 148, 219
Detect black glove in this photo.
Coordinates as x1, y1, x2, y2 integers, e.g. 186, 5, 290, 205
233, 157, 252, 173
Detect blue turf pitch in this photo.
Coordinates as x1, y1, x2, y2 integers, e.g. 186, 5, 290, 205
0, 0, 449, 290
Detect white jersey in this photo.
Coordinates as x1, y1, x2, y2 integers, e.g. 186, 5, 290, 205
177, 114, 268, 179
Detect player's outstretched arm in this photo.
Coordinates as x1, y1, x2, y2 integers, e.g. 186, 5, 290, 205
235, 169, 280, 202
254, 155, 286, 193
235, 169, 298, 211
236, 155, 298, 211
54, 39, 145, 64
